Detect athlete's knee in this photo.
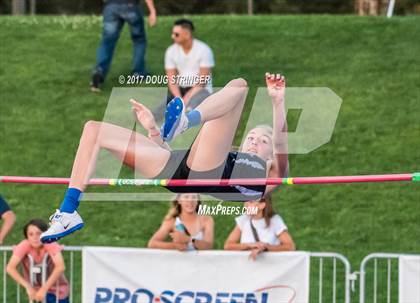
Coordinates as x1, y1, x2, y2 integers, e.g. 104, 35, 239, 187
236, 78, 248, 87
83, 120, 101, 137
228, 78, 248, 88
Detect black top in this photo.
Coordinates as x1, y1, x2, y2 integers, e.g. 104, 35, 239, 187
156, 150, 267, 202
0, 195, 11, 217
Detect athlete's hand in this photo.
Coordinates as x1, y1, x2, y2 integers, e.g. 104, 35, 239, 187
265, 72, 285, 105
130, 99, 158, 133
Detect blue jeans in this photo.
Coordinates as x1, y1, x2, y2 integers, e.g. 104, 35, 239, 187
46, 293, 69, 303
94, 2, 147, 78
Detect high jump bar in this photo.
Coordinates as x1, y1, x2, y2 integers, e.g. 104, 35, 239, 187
0, 173, 419, 186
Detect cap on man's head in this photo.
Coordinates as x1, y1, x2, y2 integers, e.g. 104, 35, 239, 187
174, 19, 195, 32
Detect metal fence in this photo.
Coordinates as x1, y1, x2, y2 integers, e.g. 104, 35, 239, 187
358, 253, 417, 303
359, 253, 399, 303
3, 249, 352, 303
309, 252, 354, 303
0, 246, 82, 303
3, 245, 420, 303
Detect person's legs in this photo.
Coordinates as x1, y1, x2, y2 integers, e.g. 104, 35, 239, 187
152, 89, 176, 122
69, 121, 170, 191
193, 79, 248, 122
153, 87, 191, 122
93, 3, 124, 79
62, 121, 169, 212
41, 121, 171, 242
187, 78, 248, 171
125, 4, 147, 76
185, 88, 211, 110
161, 80, 248, 142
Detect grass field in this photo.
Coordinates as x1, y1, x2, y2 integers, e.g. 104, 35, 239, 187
0, 14, 419, 289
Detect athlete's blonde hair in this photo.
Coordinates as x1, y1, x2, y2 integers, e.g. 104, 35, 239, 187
252, 124, 273, 136
239, 124, 274, 153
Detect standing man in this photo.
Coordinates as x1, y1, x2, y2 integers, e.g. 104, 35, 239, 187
91, 0, 157, 92
0, 195, 16, 245
153, 19, 215, 121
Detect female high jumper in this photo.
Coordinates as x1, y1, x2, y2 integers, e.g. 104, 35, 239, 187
41, 73, 289, 243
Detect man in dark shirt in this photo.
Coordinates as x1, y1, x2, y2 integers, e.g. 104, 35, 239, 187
0, 195, 16, 245
91, 0, 157, 92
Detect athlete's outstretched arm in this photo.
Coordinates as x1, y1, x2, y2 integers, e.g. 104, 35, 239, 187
266, 73, 289, 193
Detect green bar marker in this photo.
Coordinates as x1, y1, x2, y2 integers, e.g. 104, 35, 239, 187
413, 172, 420, 182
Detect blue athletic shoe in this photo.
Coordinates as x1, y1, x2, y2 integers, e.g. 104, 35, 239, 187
161, 97, 189, 142
40, 210, 84, 243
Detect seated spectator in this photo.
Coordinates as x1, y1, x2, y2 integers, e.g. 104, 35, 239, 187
0, 195, 16, 245
148, 193, 214, 251
153, 18, 215, 121
224, 195, 295, 260
7, 219, 70, 303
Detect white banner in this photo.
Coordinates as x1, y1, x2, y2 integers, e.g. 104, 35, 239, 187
399, 255, 420, 303
83, 247, 309, 303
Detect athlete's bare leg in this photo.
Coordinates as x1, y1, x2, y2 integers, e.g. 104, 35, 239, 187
69, 121, 170, 190
187, 78, 248, 171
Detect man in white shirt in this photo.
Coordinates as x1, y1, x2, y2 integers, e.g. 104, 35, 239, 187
153, 19, 215, 121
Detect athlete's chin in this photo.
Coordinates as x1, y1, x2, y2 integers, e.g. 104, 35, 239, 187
256, 151, 272, 161
246, 149, 258, 156
248, 150, 267, 160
